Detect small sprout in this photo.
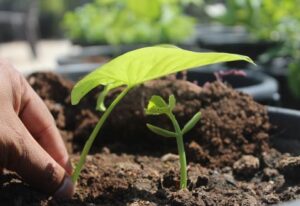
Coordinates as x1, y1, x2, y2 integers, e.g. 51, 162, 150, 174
145, 94, 201, 189
70, 46, 253, 184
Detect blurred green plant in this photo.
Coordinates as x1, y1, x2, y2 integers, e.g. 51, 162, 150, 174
40, 0, 65, 14
211, 0, 300, 98
62, 0, 197, 45
215, 0, 300, 42
288, 38, 300, 98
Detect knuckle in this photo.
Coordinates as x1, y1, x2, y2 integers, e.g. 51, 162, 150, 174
0, 59, 24, 112
0, 60, 20, 78
0, 59, 21, 77
0, 59, 13, 68
11, 69, 24, 113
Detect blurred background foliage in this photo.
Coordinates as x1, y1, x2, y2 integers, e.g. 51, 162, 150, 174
1, 0, 300, 98
214, 0, 300, 42
208, 0, 300, 98
211, 0, 300, 59
62, 0, 200, 45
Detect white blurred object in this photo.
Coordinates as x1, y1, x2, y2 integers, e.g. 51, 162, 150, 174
205, 3, 226, 18
0, 40, 79, 74
279, 200, 300, 206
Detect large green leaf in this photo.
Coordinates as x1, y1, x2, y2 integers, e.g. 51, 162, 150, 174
71, 46, 253, 105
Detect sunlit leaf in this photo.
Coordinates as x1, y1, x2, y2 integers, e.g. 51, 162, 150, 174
71, 46, 253, 105
146, 95, 169, 115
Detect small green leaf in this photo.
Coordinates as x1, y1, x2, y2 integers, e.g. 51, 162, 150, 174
149, 95, 168, 108
146, 95, 169, 115
95, 83, 121, 111
146, 123, 177, 138
96, 86, 109, 111
71, 46, 254, 105
168, 95, 176, 111
182, 112, 201, 135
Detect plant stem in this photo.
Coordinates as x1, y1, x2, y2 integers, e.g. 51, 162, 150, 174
169, 113, 187, 189
71, 86, 131, 183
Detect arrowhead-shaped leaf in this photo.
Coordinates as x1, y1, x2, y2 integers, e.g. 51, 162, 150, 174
71, 46, 254, 105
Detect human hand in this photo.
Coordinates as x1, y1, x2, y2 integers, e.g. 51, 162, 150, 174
0, 61, 74, 198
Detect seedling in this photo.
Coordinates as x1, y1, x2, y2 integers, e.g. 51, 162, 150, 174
70, 45, 253, 184
145, 94, 201, 189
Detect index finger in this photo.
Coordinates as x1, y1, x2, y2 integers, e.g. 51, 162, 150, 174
18, 77, 72, 175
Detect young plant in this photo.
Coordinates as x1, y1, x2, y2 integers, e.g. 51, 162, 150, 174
70, 45, 253, 183
145, 94, 201, 189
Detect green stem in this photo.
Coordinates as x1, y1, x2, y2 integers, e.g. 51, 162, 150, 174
169, 113, 187, 189
71, 87, 131, 183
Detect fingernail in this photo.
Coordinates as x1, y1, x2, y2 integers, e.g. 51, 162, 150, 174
53, 175, 75, 199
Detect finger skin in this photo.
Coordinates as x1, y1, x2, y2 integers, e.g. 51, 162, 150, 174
5, 116, 73, 195
0, 61, 74, 197
19, 79, 72, 175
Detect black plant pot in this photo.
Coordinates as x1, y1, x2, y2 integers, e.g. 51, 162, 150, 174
196, 24, 277, 67
268, 107, 300, 206
268, 106, 300, 155
186, 67, 279, 105
260, 58, 300, 110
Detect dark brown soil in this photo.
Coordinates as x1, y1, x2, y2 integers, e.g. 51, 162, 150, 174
0, 72, 300, 205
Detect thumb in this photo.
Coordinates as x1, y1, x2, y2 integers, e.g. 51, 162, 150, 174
5, 117, 74, 198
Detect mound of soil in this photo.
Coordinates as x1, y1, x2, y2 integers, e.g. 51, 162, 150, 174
0, 72, 300, 205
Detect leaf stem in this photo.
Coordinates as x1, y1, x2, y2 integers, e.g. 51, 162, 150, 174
71, 86, 131, 183
169, 113, 187, 189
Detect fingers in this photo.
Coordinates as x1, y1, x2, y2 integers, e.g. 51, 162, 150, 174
18, 79, 72, 175
6, 117, 74, 197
